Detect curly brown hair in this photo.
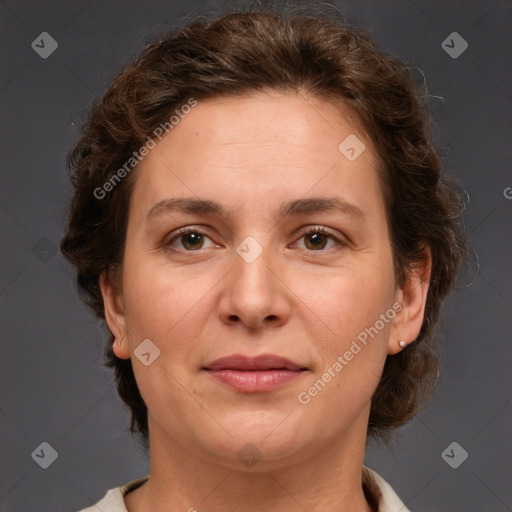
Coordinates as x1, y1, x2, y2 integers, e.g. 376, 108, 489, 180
60, 4, 468, 448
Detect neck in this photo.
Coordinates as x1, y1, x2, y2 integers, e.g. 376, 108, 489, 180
125, 417, 374, 512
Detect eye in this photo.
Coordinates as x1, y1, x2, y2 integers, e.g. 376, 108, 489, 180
293, 226, 346, 252
163, 226, 346, 253
164, 227, 218, 251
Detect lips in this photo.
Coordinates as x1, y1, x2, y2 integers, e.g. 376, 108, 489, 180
204, 354, 305, 372
203, 354, 307, 393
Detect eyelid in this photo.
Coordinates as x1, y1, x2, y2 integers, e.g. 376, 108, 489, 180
292, 225, 348, 251
162, 225, 219, 250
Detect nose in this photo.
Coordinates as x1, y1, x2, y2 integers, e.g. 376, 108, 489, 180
217, 238, 291, 331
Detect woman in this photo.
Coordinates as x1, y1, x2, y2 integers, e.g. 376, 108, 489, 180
61, 5, 467, 511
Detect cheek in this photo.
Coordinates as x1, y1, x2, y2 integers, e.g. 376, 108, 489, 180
121, 258, 215, 351
295, 255, 395, 411
120, 256, 247, 414
120, 262, 214, 413
295, 272, 395, 434
306, 264, 395, 348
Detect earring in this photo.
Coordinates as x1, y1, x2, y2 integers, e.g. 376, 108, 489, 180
399, 340, 407, 348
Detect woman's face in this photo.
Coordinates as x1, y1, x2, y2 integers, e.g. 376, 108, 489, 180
102, 91, 425, 468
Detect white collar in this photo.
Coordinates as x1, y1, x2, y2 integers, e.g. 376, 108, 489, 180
78, 467, 410, 512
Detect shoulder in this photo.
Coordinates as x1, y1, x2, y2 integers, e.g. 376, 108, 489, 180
363, 466, 411, 512
75, 476, 149, 512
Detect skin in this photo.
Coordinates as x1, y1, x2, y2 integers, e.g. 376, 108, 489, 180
100, 90, 431, 512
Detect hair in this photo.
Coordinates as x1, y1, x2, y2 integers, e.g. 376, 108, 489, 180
60, 3, 468, 448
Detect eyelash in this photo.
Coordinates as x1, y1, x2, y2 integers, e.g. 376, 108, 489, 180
163, 225, 347, 253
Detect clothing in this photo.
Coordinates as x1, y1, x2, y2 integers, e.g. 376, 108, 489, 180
76, 466, 410, 512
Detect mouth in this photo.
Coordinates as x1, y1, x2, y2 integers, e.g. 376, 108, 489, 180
203, 354, 308, 393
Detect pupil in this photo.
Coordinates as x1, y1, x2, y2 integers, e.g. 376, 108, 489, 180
307, 233, 326, 249
184, 232, 202, 249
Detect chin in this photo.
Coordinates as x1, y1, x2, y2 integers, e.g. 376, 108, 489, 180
204, 411, 309, 464
225, 408, 296, 437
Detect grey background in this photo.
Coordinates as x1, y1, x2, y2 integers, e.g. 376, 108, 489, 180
0, 0, 511, 511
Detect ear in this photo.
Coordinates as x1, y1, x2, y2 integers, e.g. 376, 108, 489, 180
99, 270, 131, 360
388, 248, 432, 355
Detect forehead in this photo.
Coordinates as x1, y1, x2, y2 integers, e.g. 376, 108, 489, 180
129, 91, 383, 221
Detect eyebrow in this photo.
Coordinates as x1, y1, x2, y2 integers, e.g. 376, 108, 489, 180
146, 196, 365, 222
